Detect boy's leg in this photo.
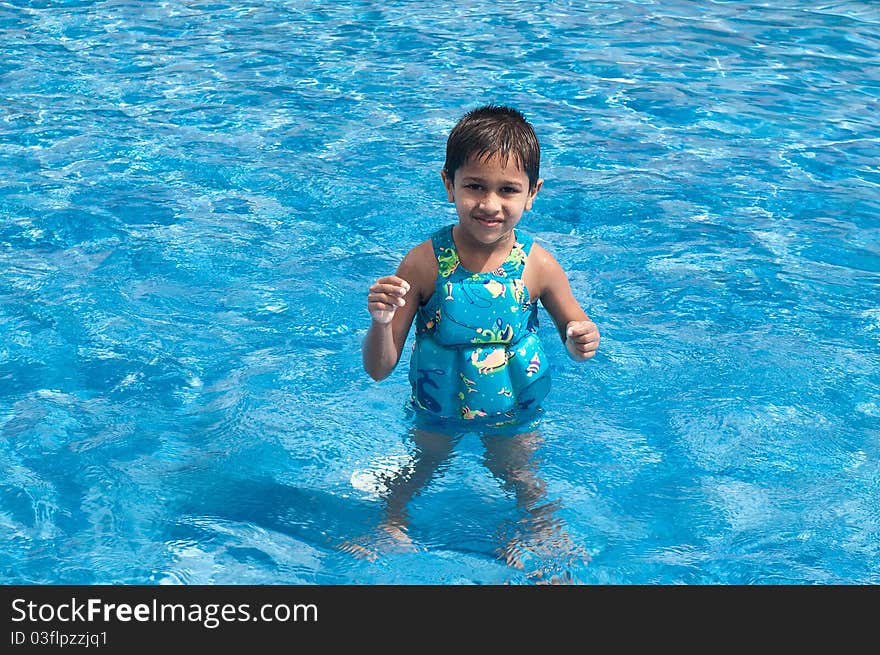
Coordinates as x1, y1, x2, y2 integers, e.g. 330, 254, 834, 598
480, 430, 588, 581
480, 430, 547, 513
340, 427, 459, 560
379, 427, 460, 534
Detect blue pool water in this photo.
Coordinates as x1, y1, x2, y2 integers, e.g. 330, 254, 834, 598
1, 0, 878, 584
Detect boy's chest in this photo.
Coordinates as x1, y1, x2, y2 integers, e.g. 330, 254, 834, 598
426, 275, 534, 346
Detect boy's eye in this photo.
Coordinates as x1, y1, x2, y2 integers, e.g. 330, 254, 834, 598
465, 183, 483, 191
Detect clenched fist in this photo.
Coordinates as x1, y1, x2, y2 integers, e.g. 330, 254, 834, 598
367, 275, 411, 325
565, 320, 600, 361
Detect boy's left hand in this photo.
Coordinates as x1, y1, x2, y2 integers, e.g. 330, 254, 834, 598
565, 320, 600, 361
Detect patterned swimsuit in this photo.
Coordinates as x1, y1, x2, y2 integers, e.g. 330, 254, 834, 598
408, 224, 551, 430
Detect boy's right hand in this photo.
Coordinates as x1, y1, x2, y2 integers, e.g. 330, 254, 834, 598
367, 276, 411, 325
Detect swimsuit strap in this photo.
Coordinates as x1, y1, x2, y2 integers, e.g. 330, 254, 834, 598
430, 224, 455, 262
498, 228, 532, 280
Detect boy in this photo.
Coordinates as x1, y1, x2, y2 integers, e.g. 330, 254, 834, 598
363, 105, 599, 427
353, 106, 599, 576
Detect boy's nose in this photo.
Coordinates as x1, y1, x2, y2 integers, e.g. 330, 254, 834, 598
478, 193, 501, 214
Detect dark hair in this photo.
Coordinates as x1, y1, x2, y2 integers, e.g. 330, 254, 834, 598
443, 105, 541, 191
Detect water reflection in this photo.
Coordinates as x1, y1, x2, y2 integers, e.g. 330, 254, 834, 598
342, 427, 590, 584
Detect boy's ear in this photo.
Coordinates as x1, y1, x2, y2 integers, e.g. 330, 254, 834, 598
440, 169, 455, 202
525, 178, 544, 210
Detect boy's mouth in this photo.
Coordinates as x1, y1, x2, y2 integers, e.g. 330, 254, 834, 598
473, 216, 503, 227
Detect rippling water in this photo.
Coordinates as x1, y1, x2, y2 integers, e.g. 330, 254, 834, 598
1, 0, 878, 584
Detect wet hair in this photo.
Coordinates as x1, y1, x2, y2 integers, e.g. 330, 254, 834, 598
443, 105, 540, 191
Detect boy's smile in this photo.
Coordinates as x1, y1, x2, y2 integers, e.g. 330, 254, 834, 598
442, 153, 542, 250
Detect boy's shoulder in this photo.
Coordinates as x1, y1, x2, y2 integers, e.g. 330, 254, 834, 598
523, 238, 566, 300
397, 238, 438, 299
403, 237, 436, 262
525, 239, 558, 270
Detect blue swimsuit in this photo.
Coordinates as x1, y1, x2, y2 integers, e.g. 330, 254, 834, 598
408, 224, 551, 430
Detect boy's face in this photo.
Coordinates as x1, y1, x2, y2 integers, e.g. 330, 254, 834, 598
441, 153, 542, 247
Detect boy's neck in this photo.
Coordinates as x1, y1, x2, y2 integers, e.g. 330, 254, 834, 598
451, 224, 516, 273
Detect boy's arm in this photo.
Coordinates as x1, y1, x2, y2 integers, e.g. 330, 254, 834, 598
527, 243, 600, 361
362, 240, 435, 380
